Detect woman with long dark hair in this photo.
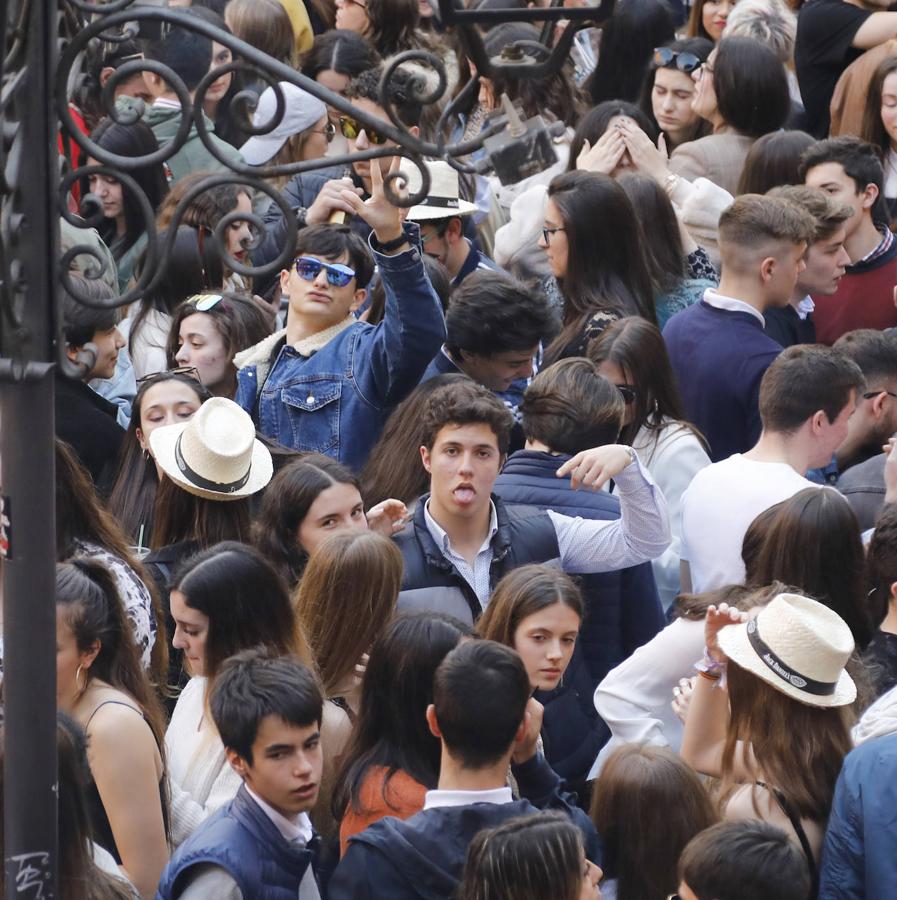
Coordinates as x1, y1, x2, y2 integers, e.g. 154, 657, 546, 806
55, 559, 170, 897
589, 317, 710, 608
253, 453, 407, 587
478, 565, 605, 795
166, 293, 271, 398
539, 172, 656, 362
334, 0, 433, 57
83, 119, 169, 292
667, 37, 791, 195
682, 592, 856, 892
107, 370, 211, 545
0, 715, 137, 899
639, 39, 713, 151
586, 0, 676, 106
459, 812, 602, 900
616, 173, 718, 329
164, 542, 313, 846
334, 613, 472, 855
861, 55, 897, 218
121, 226, 225, 379
591, 744, 718, 899
56, 439, 167, 685
294, 530, 403, 837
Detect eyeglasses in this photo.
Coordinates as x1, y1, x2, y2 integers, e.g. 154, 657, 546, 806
136, 365, 201, 386
653, 47, 702, 73
863, 389, 897, 400
616, 384, 637, 404
294, 256, 356, 287
338, 115, 387, 146
186, 293, 224, 312
541, 226, 565, 244
311, 121, 336, 143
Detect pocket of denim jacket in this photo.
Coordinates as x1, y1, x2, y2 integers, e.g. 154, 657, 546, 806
281, 382, 342, 453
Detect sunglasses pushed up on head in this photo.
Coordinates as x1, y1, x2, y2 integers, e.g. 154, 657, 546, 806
653, 47, 702, 73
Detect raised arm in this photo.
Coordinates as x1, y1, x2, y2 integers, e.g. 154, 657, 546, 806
340, 158, 445, 408
853, 13, 897, 51
550, 447, 671, 573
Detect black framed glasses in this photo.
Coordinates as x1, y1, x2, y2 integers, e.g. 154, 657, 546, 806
312, 121, 336, 143
136, 365, 201, 386
863, 389, 897, 400
338, 115, 387, 146
616, 384, 637, 404
294, 256, 356, 287
541, 225, 565, 244
653, 47, 702, 73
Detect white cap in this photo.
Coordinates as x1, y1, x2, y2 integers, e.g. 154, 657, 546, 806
240, 82, 328, 166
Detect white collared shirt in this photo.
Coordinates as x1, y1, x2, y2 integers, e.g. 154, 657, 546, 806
152, 97, 182, 111
795, 296, 815, 320
245, 785, 314, 846
423, 499, 499, 607
702, 288, 765, 326
423, 786, 514, 810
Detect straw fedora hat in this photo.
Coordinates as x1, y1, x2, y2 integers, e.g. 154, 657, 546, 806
717, 592, 856, 708
405, 161, 479, 222
149, 397, 273, 502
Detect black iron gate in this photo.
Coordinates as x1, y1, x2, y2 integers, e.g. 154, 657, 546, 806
1, 0, 612, 893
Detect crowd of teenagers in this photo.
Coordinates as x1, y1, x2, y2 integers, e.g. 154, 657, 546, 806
27, 0, 897, 895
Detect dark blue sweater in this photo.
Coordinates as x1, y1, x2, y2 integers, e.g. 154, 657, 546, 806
663, 300, 781, 462
494, 450, 664, 788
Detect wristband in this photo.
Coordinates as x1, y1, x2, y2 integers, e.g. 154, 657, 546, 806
663, 172, 680, 195
373, 232, 408, 254
694, 648, 727, 688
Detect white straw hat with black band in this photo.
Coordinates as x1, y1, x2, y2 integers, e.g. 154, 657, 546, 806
717, 592, 856, 708
149, 397, 273, 501
404, 160, 479, 221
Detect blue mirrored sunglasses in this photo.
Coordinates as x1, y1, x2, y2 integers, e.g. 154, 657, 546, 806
294, 256, 356, 287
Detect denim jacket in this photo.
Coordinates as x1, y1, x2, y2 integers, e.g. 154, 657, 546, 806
234, 225, 445, 472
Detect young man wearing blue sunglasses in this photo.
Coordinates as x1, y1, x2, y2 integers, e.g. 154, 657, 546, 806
235, 157, 446, 472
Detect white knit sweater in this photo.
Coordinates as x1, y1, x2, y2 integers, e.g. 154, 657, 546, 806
165, 676, 242, 847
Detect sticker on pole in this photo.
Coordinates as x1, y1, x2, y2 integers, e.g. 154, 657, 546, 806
0, 494, 10, 559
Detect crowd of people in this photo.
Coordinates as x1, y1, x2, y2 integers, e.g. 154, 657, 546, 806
26, 0, 897, 895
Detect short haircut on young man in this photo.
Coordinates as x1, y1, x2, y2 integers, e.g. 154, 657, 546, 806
766, 185, 853, 243
141, 20, 213, 93
717, 194, 815, 269
520, 358, 623, 456
833, 329, 897, 389
421, 379, 515, 454
758, 344, 865, 434
679, 820, 810, 900
61, 276, 120, 347
209, 648, 324, 765
799, 135, 885, 198
345, 65, 422, 128
445, 271, 555, 361
433, 640, 530, 769
293, 224, 375, 289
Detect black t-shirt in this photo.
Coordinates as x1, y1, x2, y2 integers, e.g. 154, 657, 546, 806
796, 0, 872, 137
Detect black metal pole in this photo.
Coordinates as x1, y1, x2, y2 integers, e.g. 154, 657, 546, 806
2, 0, 60, 892
2, 365, 58, 900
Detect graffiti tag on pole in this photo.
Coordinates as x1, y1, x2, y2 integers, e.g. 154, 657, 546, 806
10, 852, 52, 898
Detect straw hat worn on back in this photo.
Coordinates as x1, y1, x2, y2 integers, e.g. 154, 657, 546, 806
240, 82, 328, 166
150, 397, 273, 501
404, 161, 479, 222
717, 592, 856, 708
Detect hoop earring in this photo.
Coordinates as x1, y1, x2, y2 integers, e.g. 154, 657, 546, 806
75, 664, 88, 695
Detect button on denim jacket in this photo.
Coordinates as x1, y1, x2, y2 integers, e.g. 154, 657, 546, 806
235, 225, 445, 472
